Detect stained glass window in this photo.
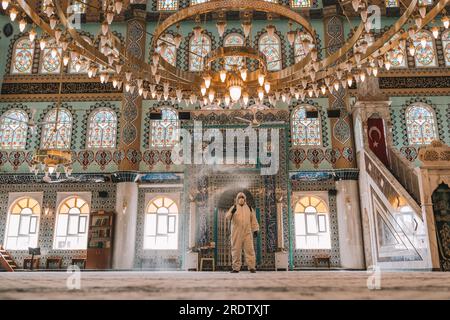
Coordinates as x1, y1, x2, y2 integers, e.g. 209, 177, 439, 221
294, 196, 331, 249
158, 0, 178, 10
418, 0, 432, 5
412, 31, 437, 67
294, 33, 313, 63
191, 0, 208, 4
151, 108, 179, 148
157, 34, 177, 66
69, 36, 92, 74
259, 33, 282, 71
5, 197, 40, 250
442, 31, 450, 67
291, 0, 311, 7
189, 34, 211, 72
264, 0, 278, 2
223, 33, 245, 70
0, 109, 28, 150
11, 38, 35, 74
406, 104, 438, 145
41, 109, 72, 149
144, 196, 179, 250
40, 39, 62, 74
86, 108, 117, 149
291, 106, 321, 146
385, 0, 399, 7
69, 0, 86, 13
54, 196, 89, 250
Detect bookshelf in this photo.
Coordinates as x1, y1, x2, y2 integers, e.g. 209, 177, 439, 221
86, 210, 115, 269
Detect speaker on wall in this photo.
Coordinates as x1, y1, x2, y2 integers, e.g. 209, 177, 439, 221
179, 112, 191, 120
99, 191, 109, 198
150, 112, 162, 120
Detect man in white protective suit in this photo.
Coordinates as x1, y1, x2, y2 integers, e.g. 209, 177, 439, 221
225, 192, 260, 273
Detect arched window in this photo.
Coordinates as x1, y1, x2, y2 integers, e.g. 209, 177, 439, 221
406, 103, 438, 145
442, 30, 450, 67
150, 108, 179, 148
69, 0, 86, 13
259, 33, 282, 71
294, 196, 331, 249
54, 196, 89, 250
69, 36, 92, 74
385, 0, 399, 6
158, 0, 178, 10
0, 109, 28, 150
189, 34, 211, 72
4, 197, 40, 250
11, 37, 35, 74
156, 34, 177, 66
291, 106, 321, 146
41, 109, 72, 149
223, 33, 245, 70
291, 0, 311, 7
40, 39, 62, 74
412, 30, 437, 67
144, 196, 179, 250
418, 0, 432, 4
86, 108, 117, 149
191, 0, 208, 4
294, 33, 313, 63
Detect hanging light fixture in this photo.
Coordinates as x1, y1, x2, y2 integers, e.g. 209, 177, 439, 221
240, 68, 248, 81
219, 70, 227, 83
258, 73, 265, 87
242, 21, 252, 38
2, 0, 10, 10
216, 20, 227, 38
264, 81, 271, 94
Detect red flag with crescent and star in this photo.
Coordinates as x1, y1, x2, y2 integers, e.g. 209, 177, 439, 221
367, 118, 389, 167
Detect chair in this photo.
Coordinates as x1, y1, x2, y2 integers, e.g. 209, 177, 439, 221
199, 257, 215, 271
198, 242, 216, 271
23, 257, 40, 270
46, 257, 62, 269
313, 254, 331, 268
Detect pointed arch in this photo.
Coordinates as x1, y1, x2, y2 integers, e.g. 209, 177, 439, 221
0, 109, 28, 150
41, 108, 73, 149
259, 33, 282, 71
11, 37, 35, 74
405, 102, 438, 145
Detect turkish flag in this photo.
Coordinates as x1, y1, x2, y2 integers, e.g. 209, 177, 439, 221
367, 118, 389, 167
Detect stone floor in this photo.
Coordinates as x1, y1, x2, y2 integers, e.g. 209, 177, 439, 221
0, 271, 449, 299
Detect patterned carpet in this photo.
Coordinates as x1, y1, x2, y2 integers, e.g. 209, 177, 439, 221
0, 271, 449, 299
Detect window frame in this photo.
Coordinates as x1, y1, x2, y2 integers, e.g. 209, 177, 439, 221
0, 109, 29, 151
189, 33, 212, 72
41, 108, 73, 150
11, 37, 35, 75
259, 32, 282, 71
412, 30, 438, 68
290, 105, 322, 147
86, 107, 118, 150
150, 107, 180, 149
405, 102, 438, 146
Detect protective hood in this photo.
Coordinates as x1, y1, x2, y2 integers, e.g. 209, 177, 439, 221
235, 192, 247, 205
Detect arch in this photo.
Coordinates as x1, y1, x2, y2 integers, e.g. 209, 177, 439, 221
291, 105, 321, 146
405, 102, 438, 145
0, 109, 28, 150
441, 30, 450, 67
41, 108, 73, 149
144, 196, 179, 250
259, 32, 282, 71
4, 197, 40, 250
157, 34, 177, 66
53, 196, 90, 250
39, 38, 62, 74
86, 108, 117, 149
150, 107, 179, 148
11, 37, 35, 74
294, 195, 331, 249
189, 33, 211, 71
412, 30, 437, 67
223, 33, 245, 70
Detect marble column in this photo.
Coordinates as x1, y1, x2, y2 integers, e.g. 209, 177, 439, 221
113, 6, 147, 269
335, 178, 365, 269
113, 181, 139, 269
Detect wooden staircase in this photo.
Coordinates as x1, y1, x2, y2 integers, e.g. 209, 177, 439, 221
0, 246, 17, 272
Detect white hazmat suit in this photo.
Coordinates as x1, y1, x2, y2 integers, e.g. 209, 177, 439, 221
225, 192, 260, 272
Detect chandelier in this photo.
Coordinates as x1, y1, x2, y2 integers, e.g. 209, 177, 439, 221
5, 0, 450, 110
30, 149, 73, 179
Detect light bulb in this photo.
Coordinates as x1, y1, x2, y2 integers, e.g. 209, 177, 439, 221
420, 37, 427, 47
2, 0, 9, 10
347, 75, 353, 87
264, 81, 271, 94
19, 18, 27, 32
243, 92, 249, 106
240, 69, 248, 81
224, 94, 231, 107
408, 44, 415, 56
229, 85, 242, 102
372, 67, 378, 77
320, 85, 326, 95
200, 85, 206, 96
29, 28, 37, 42
40, 38, 47, 50
431, 26, 439, 39
258, 87, 264, 101
442, 16, 450, 29
115, 0, 123, 14
203, 75, 212, 89
63, 55, 69, 66
219, 70, 227, 83
216, 21, 227, 37
208, 90, 215, 103
258, 73, 265, 87
9, 7, 18, 22
385, 60, 391, 71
